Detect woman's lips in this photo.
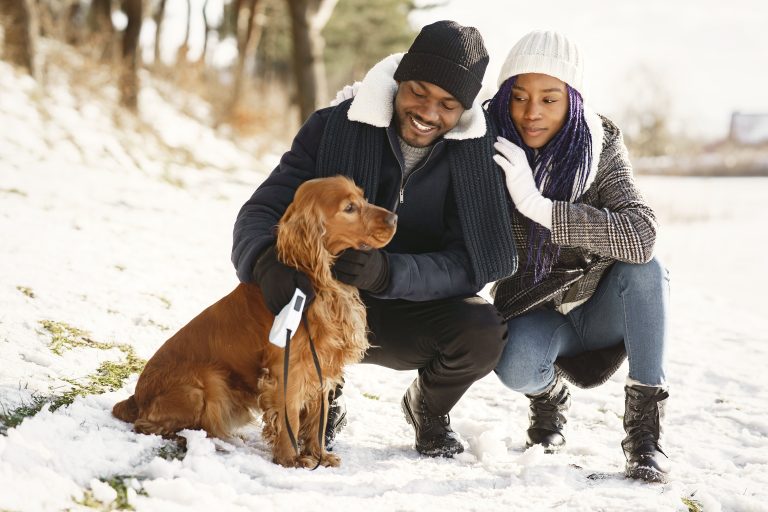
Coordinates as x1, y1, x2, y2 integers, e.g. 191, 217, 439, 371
522, 126, 546, 137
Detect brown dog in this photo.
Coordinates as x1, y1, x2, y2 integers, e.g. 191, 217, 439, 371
113, 176, 397, 468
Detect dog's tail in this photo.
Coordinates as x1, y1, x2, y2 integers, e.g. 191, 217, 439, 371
112, 395, 139, 423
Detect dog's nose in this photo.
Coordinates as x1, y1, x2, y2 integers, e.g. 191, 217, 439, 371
385, 213, 398, 227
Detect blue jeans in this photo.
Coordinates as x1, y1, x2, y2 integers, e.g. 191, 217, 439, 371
495, 257, 669, 395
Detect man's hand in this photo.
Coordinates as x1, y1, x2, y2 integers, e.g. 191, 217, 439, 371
332, 249, 390, 293
252, 245, 314, 315
493, 136, 553, 230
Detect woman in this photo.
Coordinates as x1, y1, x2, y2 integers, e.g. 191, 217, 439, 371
488, 30, 670, 483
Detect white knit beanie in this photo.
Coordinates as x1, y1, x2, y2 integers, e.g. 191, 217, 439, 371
497, 30, 584, 94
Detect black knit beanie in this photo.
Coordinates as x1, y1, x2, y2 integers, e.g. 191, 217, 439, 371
394, 20, 489, 109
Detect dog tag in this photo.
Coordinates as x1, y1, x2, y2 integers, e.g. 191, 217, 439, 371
268, 288, 307, 347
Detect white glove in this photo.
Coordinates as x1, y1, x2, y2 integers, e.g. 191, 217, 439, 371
493, 136, 553, 230
330, 81, 362, 106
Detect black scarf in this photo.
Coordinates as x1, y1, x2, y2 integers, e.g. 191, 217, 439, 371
316, 100, 518, 285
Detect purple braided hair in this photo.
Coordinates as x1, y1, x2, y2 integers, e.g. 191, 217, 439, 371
487, 76, 593, 282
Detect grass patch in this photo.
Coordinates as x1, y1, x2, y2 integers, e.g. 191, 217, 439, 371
16, 286, 35, 298
149, 294, 171, 310
1, 321, 146, 432
146, 318, 171, 331
682, 495, 703, 512
0, 393, 49, 434
40, 320, 114, 355
362, 392, 379, 400
161, 173, 186, 189
49, 348, 146, 411
76, 475, 147, 511
0, 187, 27, 197
157, 440, 188, 461
76, 490, 104, 509
36, 320, 147, 411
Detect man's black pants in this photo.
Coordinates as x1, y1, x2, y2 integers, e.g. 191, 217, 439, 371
360, 295, 508, 415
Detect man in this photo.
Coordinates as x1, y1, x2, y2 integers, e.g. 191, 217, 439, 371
232, 21, 518, 457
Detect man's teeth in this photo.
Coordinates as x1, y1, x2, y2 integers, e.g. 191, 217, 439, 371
411, 116, 435, 132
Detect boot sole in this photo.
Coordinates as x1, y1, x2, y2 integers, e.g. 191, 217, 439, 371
401, 395, 416, 428
626, 466, 668, 484
525, 441, 565, 454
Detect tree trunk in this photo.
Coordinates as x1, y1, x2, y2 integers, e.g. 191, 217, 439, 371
286, 0, 337, 123
89, 0, 112, 32
65, 1, 86, 45
119, 0, 142, 110
0, 0, 38, 76
89, 0, 114, 61
175, 0, 191, 64
229, 0, 263, 114
153, 0, 167, 65
198, 0, 210, 66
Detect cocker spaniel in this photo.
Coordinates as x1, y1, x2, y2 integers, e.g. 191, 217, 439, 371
113, 176, 397, 468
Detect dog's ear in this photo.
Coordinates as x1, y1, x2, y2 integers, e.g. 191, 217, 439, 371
277, 195, 333, 283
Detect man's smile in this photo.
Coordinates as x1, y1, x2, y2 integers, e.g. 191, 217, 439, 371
409, 114, 438, 134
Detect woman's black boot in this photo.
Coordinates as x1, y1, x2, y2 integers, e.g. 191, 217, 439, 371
525, 374, 571, 453
622, 383, 670, 483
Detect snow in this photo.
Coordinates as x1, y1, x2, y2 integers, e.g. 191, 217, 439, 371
2, 52, 768, 512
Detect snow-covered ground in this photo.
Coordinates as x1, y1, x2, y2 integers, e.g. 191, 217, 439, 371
1, 52, 767, 512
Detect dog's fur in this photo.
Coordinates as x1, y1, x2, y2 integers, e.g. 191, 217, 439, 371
112, 176, 397, 468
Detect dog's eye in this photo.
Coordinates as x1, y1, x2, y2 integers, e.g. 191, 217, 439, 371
344, 203, 356, 213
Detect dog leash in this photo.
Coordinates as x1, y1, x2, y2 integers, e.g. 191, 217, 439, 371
282, 315, 326, 470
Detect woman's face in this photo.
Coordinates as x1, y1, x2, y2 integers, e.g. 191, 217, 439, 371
509, 73, 569, 149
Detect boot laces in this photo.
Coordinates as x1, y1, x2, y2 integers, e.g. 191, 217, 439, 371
420, 396, 451, 431
529, 387, 567, 429
626, 390, 668, 450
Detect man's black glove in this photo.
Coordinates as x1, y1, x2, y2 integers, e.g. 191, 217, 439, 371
252, 245, 314, 315
332, 249, 390, 294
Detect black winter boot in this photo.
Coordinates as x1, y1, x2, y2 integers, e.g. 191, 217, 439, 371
525, 374, 571, 453
622, 384, 670, 483
401, 379, 464, 457
324, 386, 347, 450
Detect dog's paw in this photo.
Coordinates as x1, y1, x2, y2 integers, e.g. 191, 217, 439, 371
292, 452, 340, 468
295, 454, 322, 468
273, 453, 300, 468
319, 452, 341, 467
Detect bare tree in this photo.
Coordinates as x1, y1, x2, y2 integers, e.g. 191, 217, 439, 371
229, 0, 264, 114
198, 0, 211, 66
88, 0, 115, 61
64, 1, 87, 46
618, 66, 674, 157
153, 0, 168, 65
176, 0, 192, 64
89, 0, 113, 32
0, 0, 38, 76
286, 0, 337, 122
119, 0, 142, 110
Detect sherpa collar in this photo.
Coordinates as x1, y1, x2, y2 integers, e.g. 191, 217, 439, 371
347, 53, 487, 141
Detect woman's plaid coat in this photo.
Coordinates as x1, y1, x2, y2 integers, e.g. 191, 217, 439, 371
491, 115, 658, 387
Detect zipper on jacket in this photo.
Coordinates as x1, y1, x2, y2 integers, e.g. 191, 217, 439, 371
386, 134, 405, 211
397, 140, 442, 205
